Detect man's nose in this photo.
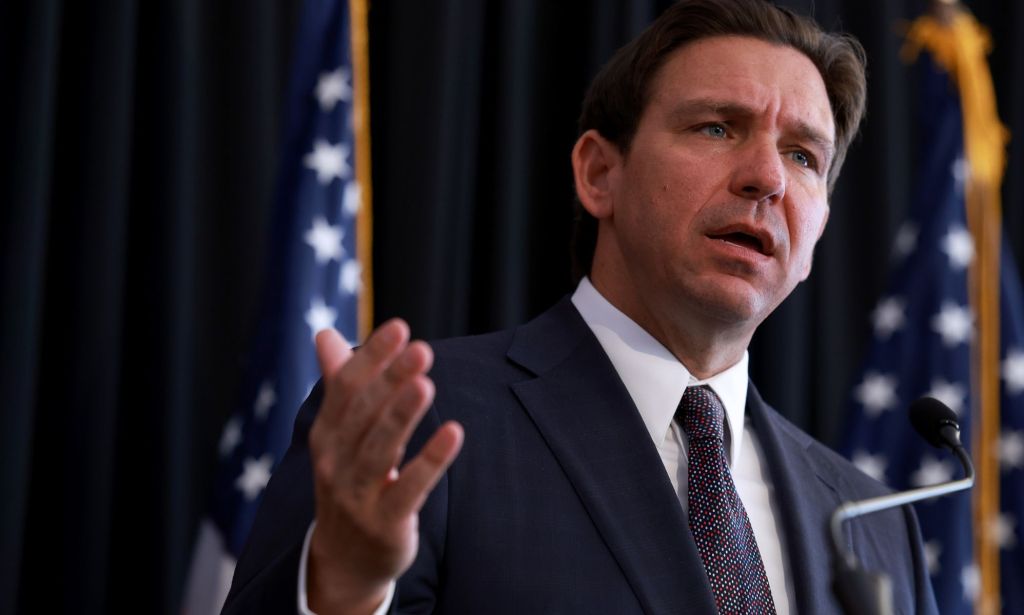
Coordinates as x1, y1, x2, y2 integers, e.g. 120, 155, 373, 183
729, 139, 786, 203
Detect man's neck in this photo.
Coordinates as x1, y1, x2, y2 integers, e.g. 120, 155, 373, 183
586, 274, 753, 380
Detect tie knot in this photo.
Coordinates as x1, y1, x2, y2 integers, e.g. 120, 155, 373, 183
676, 385, 725, 441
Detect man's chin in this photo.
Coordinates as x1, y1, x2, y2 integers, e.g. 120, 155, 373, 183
683, 283, 771, 330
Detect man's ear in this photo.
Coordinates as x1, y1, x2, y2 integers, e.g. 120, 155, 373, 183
571, 129, 621, 220
799, 205, 830, 280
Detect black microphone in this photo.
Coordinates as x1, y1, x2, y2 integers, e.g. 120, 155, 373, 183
909, 396, 966, 450
830, 397, 975, 615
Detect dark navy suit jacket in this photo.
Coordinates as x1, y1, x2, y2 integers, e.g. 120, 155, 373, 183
223, 298, 938, 614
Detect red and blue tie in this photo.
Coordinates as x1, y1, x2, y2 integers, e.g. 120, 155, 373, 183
677, 385, 776, 614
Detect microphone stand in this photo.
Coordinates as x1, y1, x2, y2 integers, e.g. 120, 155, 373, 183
829, 446, 974, 615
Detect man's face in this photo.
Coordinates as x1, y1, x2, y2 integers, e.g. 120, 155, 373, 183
590, 35, 834, 340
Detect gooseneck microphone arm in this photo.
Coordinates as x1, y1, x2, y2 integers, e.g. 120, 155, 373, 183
830, 397, 975, 615
829, 445, 974, 569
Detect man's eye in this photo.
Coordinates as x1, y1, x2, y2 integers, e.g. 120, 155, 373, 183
791, 150, 815, 169
700, 124, 728, 138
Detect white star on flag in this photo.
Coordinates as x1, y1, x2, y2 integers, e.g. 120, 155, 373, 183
924, 540, 942, 576
999, 430, 1024, 470
303, 139, 351, 184
305, 297, 338, 339
940, 225, 975, 270
854, 372, 898, 416
235, 454, 274, 501
894, 222, 918, 259
925, 379, 967, 416
1002, 348, 1024, 395
314, 67, 352, 111
304, 215, 345, 264
872, 297, 905, 339
931, 302, 973, 347
253, 381, 277, 421
343, 181, 361, 216
911, 456, 955, 487
852, 450, 888, 482
219, 417, 243, 457
961, 563, 980, 603
989, 513, 1017, 550
340, 259, 362, 295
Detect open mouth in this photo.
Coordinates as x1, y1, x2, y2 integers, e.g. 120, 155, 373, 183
709, 230, 770, 256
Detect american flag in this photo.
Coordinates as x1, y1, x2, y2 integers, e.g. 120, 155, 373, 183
181, 0, 369, 611
840, 16, 1023, 615
998, 241, 1024, 611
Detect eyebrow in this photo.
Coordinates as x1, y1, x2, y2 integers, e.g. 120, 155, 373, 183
793, 122, 837, 166
669, 98, 836, 162
668, 98, 753, 125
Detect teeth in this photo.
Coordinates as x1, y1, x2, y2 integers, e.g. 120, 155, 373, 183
716, 233, 763, 253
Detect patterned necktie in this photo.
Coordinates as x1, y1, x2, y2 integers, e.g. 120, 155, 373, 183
677, 385, 776, 614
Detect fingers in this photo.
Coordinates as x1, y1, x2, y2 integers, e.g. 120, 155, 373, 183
362, 339, 434, 411
316, 319, 410, 401
312, 319, 438, 492
383, 421, 464, 518
335, 319, 410, 393
354, 359, 436, 479
315, 328, 353, 378
320, 320, 420, 430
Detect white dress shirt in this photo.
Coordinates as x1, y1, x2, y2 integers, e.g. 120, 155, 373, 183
299, 277, 794, 614
572, 277, 794, 613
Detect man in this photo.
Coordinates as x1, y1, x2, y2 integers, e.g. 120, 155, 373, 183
224, 1, 938, 613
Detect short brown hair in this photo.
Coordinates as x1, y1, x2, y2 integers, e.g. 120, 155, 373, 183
571, 0, 867, 280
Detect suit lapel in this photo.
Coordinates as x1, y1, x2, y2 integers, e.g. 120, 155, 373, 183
746, 383, 848, 614
507, 299, 717, 615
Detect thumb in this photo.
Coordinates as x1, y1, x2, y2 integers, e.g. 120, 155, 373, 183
315, 328, 353, 377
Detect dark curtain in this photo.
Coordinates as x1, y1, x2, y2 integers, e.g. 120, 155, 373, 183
2, 0, 1022, 612
2, 1, 301, 611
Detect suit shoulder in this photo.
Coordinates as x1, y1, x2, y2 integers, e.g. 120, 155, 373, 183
426, 326, 532, 383
759, 399, 894, 499
429, 327, 516, 363
808, 435, 893, 498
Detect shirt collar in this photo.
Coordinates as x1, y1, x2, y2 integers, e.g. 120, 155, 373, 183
571, 277, 750, 466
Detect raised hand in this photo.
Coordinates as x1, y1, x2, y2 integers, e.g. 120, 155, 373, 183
306, 319, 463, 614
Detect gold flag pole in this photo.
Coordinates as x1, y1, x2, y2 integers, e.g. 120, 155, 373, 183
350, 0, 374, 339
906, 2, 1009, 611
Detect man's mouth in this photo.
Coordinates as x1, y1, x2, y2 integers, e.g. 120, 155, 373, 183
707, 227, 774, 256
